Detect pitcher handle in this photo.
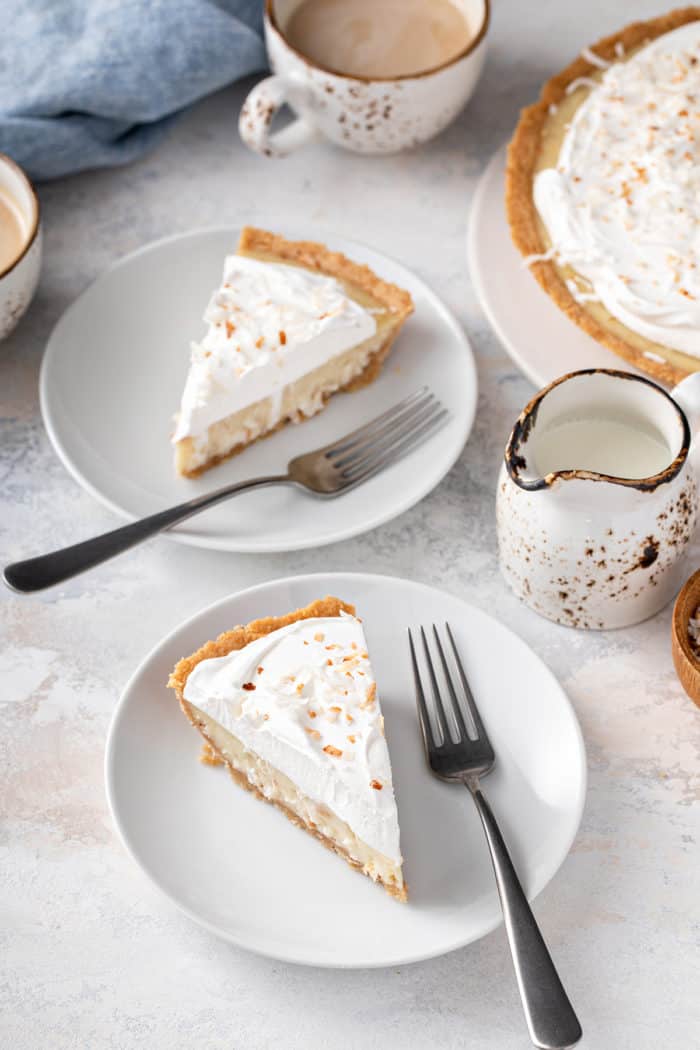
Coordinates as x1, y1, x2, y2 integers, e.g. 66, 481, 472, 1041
672, 372, 700, 447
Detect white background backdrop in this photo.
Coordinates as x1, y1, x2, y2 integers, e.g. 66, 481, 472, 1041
2, 1, 698, 1047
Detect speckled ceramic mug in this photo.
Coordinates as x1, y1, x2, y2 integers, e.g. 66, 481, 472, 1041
497, 369, 700, 630
239, 0, 489, 157
0, 154, 41, 341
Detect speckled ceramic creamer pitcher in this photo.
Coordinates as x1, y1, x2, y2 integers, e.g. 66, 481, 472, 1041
497, 369, 700, 630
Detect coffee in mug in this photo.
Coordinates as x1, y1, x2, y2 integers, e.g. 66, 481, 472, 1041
285, 0, 474, 78
239, 0, 489, 157
0, 153, 42, 340
0, 188, 27, 274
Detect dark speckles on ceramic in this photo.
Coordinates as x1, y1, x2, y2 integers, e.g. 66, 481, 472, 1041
498, 471, 699, 630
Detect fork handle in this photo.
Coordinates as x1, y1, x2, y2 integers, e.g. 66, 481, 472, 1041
466, 780, 582, 1050
3, 474, 288, 593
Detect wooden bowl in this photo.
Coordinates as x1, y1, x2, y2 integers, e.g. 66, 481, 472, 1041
672, 567, 700, 708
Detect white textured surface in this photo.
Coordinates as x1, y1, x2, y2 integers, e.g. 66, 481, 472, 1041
1, 2, 698, 1046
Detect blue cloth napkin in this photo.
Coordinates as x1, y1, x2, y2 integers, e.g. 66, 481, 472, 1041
0, 0, 267, 181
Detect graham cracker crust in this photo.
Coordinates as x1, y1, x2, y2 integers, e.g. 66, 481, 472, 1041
506, 7, 700, 384
239, 226, 414, 316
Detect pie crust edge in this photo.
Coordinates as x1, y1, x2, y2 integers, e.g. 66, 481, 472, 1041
168, 596, 356, 690
505, 6, 700, 385
239, 226, 415, 317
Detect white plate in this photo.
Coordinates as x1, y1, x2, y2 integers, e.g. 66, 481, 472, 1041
468, 145, 645, 389
40, 228, 476, 552
105, 572, 586, 968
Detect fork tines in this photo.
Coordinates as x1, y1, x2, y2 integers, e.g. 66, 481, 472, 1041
326, 388, 448, 483
408, 622, 495, 776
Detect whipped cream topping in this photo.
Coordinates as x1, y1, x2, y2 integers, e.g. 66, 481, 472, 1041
173, 256, 376, 441
533, 22, 700, 355
183, 614, 402, 863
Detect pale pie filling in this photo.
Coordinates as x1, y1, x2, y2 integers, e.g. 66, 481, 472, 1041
176, 324, 389, 473
173, 252, 393, 472
190, 704, 404, 892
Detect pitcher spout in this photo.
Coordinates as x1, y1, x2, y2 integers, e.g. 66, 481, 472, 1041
505, 368, 690, 493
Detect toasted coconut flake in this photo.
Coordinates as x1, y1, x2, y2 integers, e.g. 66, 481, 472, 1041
242, 682, 256, 691
199, 743, 223, 766
305, 727, 321, 740
360, 682, 377, 708
347, 734, 356, 744
370, 779, 383, 790
323, 744, 343, 758
314, 631, 325, 642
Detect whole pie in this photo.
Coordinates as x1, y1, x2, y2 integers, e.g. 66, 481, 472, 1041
173, 228, 414, 476
507, 8, 700, 384
168, 596, 407, 901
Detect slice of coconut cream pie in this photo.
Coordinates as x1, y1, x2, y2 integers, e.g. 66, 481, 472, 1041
168, 597, 406, 901
172, 228, 413, 476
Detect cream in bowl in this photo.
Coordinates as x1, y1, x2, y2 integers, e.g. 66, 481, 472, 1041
0, 154, 41, 341
239, 0, 489, 156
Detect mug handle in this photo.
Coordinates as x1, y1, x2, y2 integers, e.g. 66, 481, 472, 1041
239, 74, 320, 157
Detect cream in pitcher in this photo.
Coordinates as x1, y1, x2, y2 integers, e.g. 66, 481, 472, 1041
497, 369, 700, 630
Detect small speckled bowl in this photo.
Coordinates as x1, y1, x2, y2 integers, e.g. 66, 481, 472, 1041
0, 154, 41, 341
239, 0, 490, 157
671, 567, 700, 708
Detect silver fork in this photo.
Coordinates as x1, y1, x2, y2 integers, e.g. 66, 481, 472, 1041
408, 623, 582, 1050
4, 388, 447, 593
